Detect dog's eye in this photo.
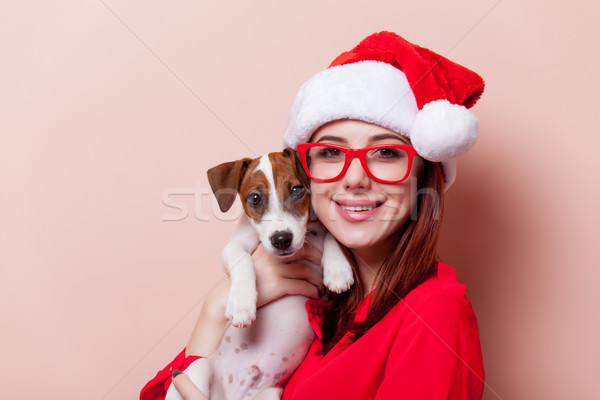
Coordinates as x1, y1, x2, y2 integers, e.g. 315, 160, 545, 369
290, 185, 305, 199
246, 193, 262, 207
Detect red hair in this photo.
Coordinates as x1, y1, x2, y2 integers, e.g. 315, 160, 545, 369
317, 160, 446, 355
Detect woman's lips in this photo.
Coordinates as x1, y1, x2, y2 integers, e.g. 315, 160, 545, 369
334, 200, 384, 222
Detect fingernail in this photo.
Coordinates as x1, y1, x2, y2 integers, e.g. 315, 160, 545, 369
172, 370, 182, 378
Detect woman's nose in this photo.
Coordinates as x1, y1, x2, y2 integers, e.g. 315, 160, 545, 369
343, 157, 371, 189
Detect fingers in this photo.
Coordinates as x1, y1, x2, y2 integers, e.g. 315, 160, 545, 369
171, 371, 208, 400
278, 262, 324, 293
255, 261, 323, 307
280, 277, 321, 300
255, 240, 323, 267
299, 242, 324, 266
253, 240, 327, 308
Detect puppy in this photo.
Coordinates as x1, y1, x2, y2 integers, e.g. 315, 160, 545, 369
165, 149, 353, 400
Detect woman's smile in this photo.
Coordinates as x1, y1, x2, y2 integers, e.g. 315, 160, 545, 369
332, 196, 386, 221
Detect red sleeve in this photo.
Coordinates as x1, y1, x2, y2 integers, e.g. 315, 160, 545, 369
375, 296, 484, 399
140, 348, 203, 400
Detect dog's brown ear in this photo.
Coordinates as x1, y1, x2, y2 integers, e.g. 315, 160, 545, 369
282, 147, 310, 189
207, 158, 252, 213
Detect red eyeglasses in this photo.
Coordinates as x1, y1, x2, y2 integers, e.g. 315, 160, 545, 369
297, 143, 418, 184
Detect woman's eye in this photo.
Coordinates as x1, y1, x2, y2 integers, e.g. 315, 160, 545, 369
290, 185, 305, 198
318, 147, 342, 158
246, 193, 262, 207
375, 148, 402, 159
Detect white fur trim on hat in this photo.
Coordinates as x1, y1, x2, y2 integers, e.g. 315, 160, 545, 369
283, 61, 419, 148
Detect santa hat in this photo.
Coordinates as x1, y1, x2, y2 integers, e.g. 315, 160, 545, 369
282, 31, 484, 190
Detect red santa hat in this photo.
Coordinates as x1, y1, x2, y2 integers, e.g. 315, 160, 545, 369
282, 31, 485, 190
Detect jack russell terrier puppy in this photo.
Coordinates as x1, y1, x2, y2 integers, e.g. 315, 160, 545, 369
166, 148, 354, 400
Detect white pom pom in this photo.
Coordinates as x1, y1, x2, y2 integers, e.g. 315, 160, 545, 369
410, 100, 478, 162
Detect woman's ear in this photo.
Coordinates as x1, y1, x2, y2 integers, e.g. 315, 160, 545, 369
207, 158, 252, 213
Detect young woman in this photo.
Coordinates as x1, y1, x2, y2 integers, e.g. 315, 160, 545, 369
142, 31, 485, 400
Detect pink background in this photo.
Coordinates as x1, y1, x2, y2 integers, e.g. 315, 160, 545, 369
1, 1, 598, 399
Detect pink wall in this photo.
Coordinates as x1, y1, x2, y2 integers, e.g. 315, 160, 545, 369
1, 1, 597, 399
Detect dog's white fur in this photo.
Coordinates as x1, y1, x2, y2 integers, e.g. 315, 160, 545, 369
251, 155, 308, 256
166, 153, 353, 400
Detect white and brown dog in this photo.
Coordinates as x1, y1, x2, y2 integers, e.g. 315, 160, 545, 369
166, 149, 353, 400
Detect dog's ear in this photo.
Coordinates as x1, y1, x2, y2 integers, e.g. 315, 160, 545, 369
207, 158, 252, 213
282, 147, 310, 190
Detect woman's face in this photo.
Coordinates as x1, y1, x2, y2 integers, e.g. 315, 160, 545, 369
308, 119, 424, 251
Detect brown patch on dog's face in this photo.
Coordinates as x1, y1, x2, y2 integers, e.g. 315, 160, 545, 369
239, 160, 269, 223
270, 151, 310, 218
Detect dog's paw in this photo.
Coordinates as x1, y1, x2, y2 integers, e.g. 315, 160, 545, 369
323, 263, 354, 294
225, 289, 257, 328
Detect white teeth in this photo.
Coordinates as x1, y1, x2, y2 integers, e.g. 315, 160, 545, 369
340, 204, 376, 212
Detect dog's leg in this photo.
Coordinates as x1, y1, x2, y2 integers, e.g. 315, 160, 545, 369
222, 217, 261, 327
165, 358, 211, 400
322, 232, 354, 293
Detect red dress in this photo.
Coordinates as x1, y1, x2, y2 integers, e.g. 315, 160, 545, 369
141, 262, 484, 399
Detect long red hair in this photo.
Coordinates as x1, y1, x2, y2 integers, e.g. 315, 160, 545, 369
317, 160, 446, 355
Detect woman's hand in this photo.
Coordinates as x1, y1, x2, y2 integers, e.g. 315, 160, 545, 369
185, 242, 324, 358
254, 241, 324, 308
171, 371, 208, 400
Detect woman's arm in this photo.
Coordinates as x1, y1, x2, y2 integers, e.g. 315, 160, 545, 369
184, 276, 231, 357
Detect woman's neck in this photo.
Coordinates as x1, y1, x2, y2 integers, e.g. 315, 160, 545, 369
351, 235, 396, 296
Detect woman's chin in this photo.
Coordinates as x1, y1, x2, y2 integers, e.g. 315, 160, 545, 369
329, 230, 379, 250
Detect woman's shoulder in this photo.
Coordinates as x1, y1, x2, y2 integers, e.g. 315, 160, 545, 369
411, 261, 468, 299
388, 261, 478, 326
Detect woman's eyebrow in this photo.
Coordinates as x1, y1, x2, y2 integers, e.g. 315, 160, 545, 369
369, 133, 408, 144
316, 135, 348, 143
315, 133, 408, 144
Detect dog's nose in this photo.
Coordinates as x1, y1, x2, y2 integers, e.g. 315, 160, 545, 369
271, 231, 293, 251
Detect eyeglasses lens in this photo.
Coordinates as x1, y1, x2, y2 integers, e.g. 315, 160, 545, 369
306, 145, 409, 182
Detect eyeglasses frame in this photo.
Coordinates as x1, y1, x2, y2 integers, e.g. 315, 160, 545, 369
297, 142, 418, 184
